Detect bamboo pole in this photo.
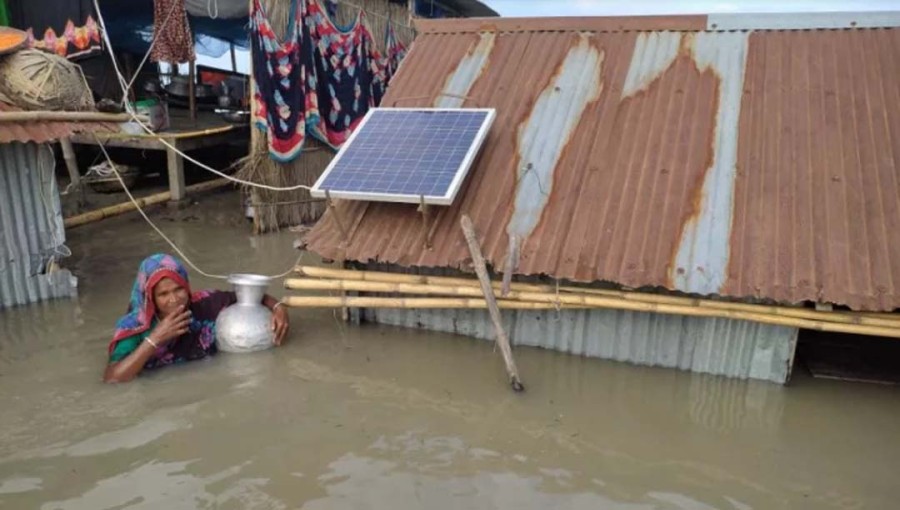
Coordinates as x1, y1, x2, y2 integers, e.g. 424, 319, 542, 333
284, 280, 583, 309
0, 112, 149, 123
283, 277, 900, 339
296, 264, 683, 300
286, 277, 503, 295
283, 296, 583, 309
461, 214, 524, 392
63, 178, 232, 228
292, 265, 900, 328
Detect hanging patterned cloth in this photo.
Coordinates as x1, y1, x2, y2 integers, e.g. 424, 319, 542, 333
9, 0, 101, 59
304, 0, 383, 148
250, 0, 406, 161
250, 0, 311, 162
150, 0, 196, 63
27, 17, 101, 58
383, 21, 406, 83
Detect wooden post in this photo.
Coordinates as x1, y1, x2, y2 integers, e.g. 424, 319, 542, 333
460, 214, 524, 392
166, 141, 186, 202
188, 60, 197, 122
419, 195, 432, 249
59, 137, 85, 206
325, 190, 350, 242
502, 235, 519, 297
59, 137, 81, 187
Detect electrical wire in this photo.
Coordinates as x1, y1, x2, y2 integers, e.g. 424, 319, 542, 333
92, 0, 317, 192
92, 134, 301, 280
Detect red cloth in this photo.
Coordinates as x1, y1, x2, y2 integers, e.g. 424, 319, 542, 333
150, 0, 195, 63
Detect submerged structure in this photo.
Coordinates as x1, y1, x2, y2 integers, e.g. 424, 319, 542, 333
303, 12, 900, 383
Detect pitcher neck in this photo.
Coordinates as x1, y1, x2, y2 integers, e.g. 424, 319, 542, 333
234, 284, 266, 305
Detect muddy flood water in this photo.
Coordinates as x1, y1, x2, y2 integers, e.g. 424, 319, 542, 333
1, 191, 899, 509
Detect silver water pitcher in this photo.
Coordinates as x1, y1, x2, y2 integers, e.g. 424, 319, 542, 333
215, 274, 274, 353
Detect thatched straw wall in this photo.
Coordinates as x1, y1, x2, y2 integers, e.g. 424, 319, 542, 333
332, 0, 416, 48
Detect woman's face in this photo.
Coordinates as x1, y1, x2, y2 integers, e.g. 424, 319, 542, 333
153, 277, 189, 318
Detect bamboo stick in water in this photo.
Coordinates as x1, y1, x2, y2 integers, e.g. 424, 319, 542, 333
63, 178, 231, 228
461, 214, 524, 392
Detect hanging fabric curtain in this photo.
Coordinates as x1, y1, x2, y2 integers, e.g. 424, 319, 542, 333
250, 0, 406, 162
251, 0, 310, 162
151, 0, 197, 63
9, 0, 101, 59
383, 22, 406, 82
304, 0, 382, 148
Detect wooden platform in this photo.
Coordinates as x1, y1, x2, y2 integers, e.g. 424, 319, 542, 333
69, 109, 249, 201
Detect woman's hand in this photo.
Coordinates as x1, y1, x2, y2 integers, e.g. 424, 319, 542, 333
151, 305, 192, 345
104, 306, 191, 384
271, 305, 289, 345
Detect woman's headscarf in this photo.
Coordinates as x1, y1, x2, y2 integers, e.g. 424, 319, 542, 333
109, 254, 195, 351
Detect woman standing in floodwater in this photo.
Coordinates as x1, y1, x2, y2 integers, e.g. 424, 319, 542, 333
103, 254, 289, 383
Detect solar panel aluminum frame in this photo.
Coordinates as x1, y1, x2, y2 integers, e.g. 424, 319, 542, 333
309, 107, 496, 206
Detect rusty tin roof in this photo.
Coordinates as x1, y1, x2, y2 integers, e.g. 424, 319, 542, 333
305, 13, 900, 311
0, 103, 117, 144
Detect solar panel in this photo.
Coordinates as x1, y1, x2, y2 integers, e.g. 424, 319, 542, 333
309, 108, 496, 205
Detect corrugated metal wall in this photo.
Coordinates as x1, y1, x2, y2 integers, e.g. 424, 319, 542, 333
359, 264, 798, 383
0, 142, 77, 309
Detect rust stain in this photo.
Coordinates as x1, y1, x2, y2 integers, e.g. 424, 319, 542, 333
0, 103, 116, 144
665, 58, 721, 289
436, 32, 496, 107
508, 33, 604, 242
665, 69, 722, 289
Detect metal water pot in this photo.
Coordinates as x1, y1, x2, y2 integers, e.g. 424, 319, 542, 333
215, 274, 275, 353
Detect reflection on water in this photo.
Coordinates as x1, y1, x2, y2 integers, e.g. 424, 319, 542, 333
0, 477, 42, 495
687, 375, 786, 432
0, 193, 898, 509
41, 460, 254, 510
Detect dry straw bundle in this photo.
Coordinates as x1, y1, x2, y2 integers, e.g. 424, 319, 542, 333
0, 49, 94, 111
236, 135, 329, 233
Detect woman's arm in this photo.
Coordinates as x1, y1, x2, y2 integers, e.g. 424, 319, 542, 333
262, 294, 290, 345
103, 338, 162, 383
103, 306, 192, 383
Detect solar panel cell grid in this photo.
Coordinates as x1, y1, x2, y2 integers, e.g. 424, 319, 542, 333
310, 108, 495, 205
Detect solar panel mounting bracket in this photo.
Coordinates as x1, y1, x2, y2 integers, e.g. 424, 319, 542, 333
324, 190, 350, 243
418, 194, 435, 249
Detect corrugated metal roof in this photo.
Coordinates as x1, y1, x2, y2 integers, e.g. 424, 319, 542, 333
305, 15, 900, 311
0, 103, 116, 144
0, 143, 77, 308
